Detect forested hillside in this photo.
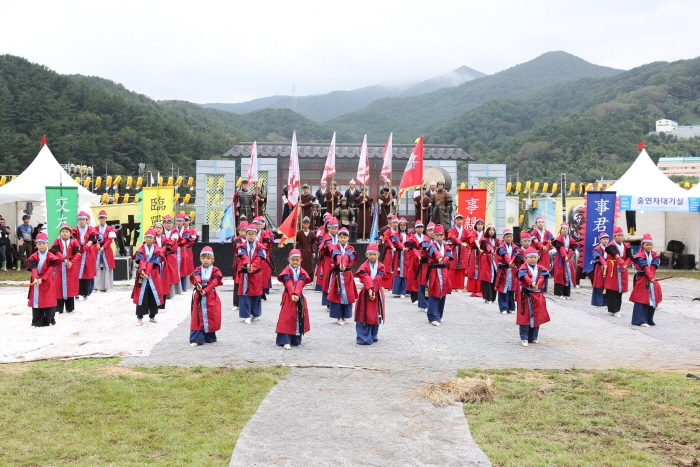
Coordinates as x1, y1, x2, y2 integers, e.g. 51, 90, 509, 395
0, 55, 333, 175
327, 51, 622, 143
427, 57, 700, 180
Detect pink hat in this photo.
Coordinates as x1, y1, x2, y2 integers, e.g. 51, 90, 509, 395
641, 233, 653, 243
426, 222, 435, 230
454, 213, 464, 219
367, 243, 379, 252
327, 217, 339, 227
485, 223, 495, 230
535, 216, 545, 222
338, 227, 350, 236
238, 221, 249, 230
98, 210, 108, 218
560, 223, 569, 229
323, 212, 331, 219
434, 225, 445, 234
414, 220, 424, 228
613, 226, 624, 235
35, 232, 49, 243
524, 247, 539, 257
502, 228, 513, 237
200, 246, 214, 256
288, 249, 301, 258
77, 211, 90, 220
520, 232, 532, 240
176, 213, 186, 220
475, 218, 484, 224
144, 229, 157, 238
163, 215, 173, 222
399, 217, 407, 224
598, 232, 609, 239
253, 216, 265, 224
245, 224, 258, 232
390, 216, 399, 223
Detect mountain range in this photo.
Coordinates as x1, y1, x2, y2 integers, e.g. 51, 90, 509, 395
201, 65, 486, 122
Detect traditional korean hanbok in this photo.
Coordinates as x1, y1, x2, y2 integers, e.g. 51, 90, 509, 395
189, 264, 223, 344
590, 241, 608, 307
425, 233, 453, 325
236, 239, 266, 319
50, 236, 81, 314
276, 264, 312, 346
27, 247, 58, 327
327, 242, 358, 320
132, 242, 165, 320
448, 222, 469, 291
516, 256, 550, 345
629, 239, 662, 326
495, 237, 521, 314
354, 258, 386, 345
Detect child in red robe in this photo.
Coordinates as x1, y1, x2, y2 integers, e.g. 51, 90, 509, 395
162, 214, 183, 297
448, 213, 469, 292
189, 246, 223, 346
466, 219, 484, 297
276, 249, 312, 349
381, 216, 400, 290
236, 224, 266, 324
354, 244, 386, 345
231, 222, 247, 312
630, 234, 662, 327
416, 222, 435, 312
27, 232, 59, 328
406, 220, 425, 304
327, 227, 358, 325
426, 225, 453, 326
253, 216, 275, 298
552, 223, 578, 299
590, 232, 609, 308
604, 226, 632, 317
72, 211, 97, 301
132, 229, 165, 326
479, 224, 498, 304
530, 215, 554, 292
50, 223, 81, 315
495, 229, 521, 314
318, 217, 339, 308
390, 218, 410, 297
517, 247, 550, 346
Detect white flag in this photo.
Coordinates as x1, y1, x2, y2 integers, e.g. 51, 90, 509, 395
321, 132, 336, 183
287, 132, 300, 206
356, 134, 369, 185
247, 141, 259, 184
381, 132, 392, 183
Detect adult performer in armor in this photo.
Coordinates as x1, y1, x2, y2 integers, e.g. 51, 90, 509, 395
233, 180, 254, 224
344, 179, 361, 221
431, 181, 453, 231
414, 185, 431, 225
324, 181, 342, 215
334, 197, 355, 228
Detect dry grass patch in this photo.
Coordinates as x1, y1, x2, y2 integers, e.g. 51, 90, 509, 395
419, 376, 494, 407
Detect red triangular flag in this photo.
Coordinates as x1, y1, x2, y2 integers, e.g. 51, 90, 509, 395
398, 136, 424, 197
40, 135, 46, 146
636, 141, 645, 151
277, 204, 299, 246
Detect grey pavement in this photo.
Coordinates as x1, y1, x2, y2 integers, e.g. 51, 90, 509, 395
122, 277, 700, 466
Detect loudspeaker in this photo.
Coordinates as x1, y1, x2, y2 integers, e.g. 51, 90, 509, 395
114, 257, 133, 281
513, 226, 521, 244
675, 254, 695, 270
201, 224, 209, 243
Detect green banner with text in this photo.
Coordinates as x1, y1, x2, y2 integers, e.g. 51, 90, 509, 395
45, 186, 78, 243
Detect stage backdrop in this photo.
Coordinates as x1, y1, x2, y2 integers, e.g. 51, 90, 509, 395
45, 186, 77, 243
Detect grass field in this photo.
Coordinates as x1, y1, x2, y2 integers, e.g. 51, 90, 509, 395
0, 358, 288, 466
0, 267, 29, 281
459, 369, 700, 467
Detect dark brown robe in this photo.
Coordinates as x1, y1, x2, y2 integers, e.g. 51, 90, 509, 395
299, 192, 315, 221
356, 196, 373, 238
295, 229, 317, 276
324, 190, 342, 215
378, 193, 392, 229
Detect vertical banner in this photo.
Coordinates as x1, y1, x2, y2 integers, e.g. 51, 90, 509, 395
140, 186, 175, 242
582, 191, 616, 274
45, 186, 78, 242
457, 188, 487, 229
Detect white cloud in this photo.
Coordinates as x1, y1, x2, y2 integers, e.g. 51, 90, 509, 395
0, 0, 697, 102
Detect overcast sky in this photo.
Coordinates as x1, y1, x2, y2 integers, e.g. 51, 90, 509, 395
1, 1, 698, 103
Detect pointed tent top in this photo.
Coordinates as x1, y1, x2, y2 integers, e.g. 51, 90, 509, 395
688, 182, 700, 196
0, 145, 100, 205
609, 149, 689, 198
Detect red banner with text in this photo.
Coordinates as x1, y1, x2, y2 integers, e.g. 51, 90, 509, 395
457, 188, 488, 229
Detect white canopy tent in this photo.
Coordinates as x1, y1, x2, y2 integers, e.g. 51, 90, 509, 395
610, 149, 699, 265
0, 145, 100, 241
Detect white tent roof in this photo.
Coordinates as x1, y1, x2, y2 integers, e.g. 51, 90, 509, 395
0, 145, 99, 205
687, 182, 700, 196
609, 149, 690, 198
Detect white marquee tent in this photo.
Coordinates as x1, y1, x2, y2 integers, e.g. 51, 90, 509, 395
610, 149, 699, 264
0, 145, 100, 240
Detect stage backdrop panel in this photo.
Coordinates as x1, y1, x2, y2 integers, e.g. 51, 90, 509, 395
195, 160, 236, 243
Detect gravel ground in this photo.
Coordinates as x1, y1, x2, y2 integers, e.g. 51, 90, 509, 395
120, 277, 700, 467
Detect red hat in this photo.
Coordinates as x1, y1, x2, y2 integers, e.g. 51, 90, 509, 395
641, 233, 653, 243
98, 210, 108, 218
502, 228, 513, 237
77, 211, 90, 220
176, 213, 186, 220
338, 227, 350, 236
200, 246, 214, 256
426, 222, 435, 230
238, 221, 248, 230
524, 247, 539, 257
520, 232, 532, 240
486, 223, 494, 230
390, 216, 399, 222
35, 232, 49, 242
144, 229, 157, 238
327, 217, 339, 227
323, 212, 331, 219
414, 220, 424, 228
598, 232, 609, 239
535, 216, 545, 222
454, 213, 464, 219
434, 225, 445, 234
163, 214, 173, 222
245, 224, 258, 232
367, 243, 379, 253
399, 217, 407, 224
288, 249, 301, 258
253, 216, 265, 224
560, 223, 569, 229
613, 226, 624, 235
59, 223, 72, 231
